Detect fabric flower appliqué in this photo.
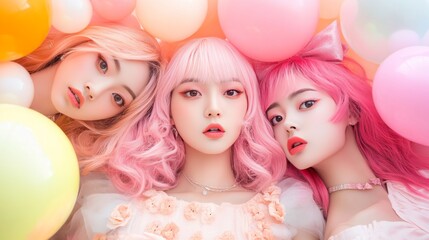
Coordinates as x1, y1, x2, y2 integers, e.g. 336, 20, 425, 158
268, 200, 284, 223
146, 221, 163, 235
161, 223, 179, 240
92, 233, 107, 240
200, 205, 217, 224
262, 186, 281, 202
217, 231, 235, 240
184, 202, 201, 220
189, 232, 203, 240
107, 204, 131, 229
159, 196, 177, 215
248, 202, 267, 221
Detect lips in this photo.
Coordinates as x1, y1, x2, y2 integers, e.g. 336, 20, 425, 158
67, 87, 84, 109
287, 136, 307, 156
203, 123, 225, 139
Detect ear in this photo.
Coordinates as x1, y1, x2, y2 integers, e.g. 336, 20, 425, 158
348, 114, 358, 126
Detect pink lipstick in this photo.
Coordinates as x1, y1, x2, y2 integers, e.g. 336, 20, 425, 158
203, 123, 225, 139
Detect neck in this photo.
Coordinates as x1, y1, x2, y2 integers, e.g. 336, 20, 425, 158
30, 65, 59, 116
179, 144, 237, 189
313, 127, 378, 189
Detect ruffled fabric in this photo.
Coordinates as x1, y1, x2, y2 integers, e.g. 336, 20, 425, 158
275, 178, 325, 239
328, 220, 429, 240
51, 173, 130, 240
387, 181, 429, 234
328, 179, 429, 240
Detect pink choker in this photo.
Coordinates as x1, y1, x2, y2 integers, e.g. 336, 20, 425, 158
328, 178, 382, 194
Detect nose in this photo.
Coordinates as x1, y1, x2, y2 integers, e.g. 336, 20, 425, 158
84, 81, 109, 101
204, 94, 221, 118
284, 121, 297, 134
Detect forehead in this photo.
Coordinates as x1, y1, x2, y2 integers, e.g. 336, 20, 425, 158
267, 75, 314, 106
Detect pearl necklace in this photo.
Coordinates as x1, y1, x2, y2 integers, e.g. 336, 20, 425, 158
184, 175, 238, 196
328, 178, 382, 194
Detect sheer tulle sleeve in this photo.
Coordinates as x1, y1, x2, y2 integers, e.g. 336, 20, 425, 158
52, 173, 130, 240
387, 178, 429, 234
277, 178, 325, 239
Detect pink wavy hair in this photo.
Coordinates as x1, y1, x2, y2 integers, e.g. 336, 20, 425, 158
16, 24, 165, 174
258, 56, 429, 215
107, 37, 286, 196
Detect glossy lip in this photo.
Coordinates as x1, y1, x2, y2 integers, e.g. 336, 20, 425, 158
287, 136, 307, 156
67, 87, 84, 109
203, 123, 225, 139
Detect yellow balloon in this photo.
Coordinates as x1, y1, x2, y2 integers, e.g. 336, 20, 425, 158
0, 0, 51, 61
0, 104, 79, 240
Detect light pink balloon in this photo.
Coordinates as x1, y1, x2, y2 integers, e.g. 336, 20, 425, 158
373, 46, 429, 146
218, 0, 319, 62
388, 30, 420, 54
91, 0, 136, 22
51, 0, 93, 33
135, 0, 208, 42
0, 62, 34, 107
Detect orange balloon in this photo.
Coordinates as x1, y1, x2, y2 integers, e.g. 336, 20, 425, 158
160, 0, 225, 61
0, 0, 51, 61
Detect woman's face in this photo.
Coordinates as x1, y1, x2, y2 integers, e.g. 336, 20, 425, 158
51, 52, 151, 121
265, 76, 350, 170
170, 79, 247, 155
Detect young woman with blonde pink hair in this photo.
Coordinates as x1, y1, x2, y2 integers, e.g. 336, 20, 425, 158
16, 24, 165, 173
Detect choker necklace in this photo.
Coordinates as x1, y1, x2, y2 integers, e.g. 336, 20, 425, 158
328, 178, 382, 194
184, 175, 238, 196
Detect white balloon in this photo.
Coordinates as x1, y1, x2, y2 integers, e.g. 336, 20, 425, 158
51, 0, 93, 33
0, 62, 34, 107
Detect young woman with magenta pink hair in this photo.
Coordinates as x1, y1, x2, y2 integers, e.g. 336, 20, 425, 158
80, 37, 325, 239
258, 22, 429, 239
15, 24, 165, 174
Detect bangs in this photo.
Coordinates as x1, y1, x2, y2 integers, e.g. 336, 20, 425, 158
169, 38, 254, 87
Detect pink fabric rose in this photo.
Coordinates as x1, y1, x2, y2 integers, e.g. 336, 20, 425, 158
107, 204, 131, 229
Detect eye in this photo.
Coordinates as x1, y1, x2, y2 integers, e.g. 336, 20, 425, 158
299, 100, 317, 109
184, 90, 201, 97
225, 89, 242, 97
112, 93, 125, 107
269, 115, 284, 126
98, 55, 108, 74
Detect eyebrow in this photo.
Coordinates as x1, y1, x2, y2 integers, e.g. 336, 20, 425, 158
123, 85, 136, 99
265, 88, 316, 113
180, 78, 241, 84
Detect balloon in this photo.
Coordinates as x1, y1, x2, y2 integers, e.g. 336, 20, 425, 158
0, 0, 50, 61
218, 0, 319, 62
51, 0, 93, 33
135, 0, 208, 42
159, 0, 225, 60
0, 104, 80, 240
373, 46, 429, 146
340, 0, 429, 64
0, 62, 34, 107
92, 0, 136, 22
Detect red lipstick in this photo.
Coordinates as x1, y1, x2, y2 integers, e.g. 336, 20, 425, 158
203, 123, 225, 139
287, 136, 307, 156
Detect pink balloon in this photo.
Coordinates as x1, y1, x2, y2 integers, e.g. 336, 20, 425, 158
91, 0, 136, 22
218, 0, 319, 62
373, 46, 429, 146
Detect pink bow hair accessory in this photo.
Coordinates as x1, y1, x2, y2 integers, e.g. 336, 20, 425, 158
299, 21, 346, 62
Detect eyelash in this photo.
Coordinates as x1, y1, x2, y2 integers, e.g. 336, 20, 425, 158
182, 89, 243, 98
268, 100, 318, 126
98, 54, 108, 74
112, 93, 125, 107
